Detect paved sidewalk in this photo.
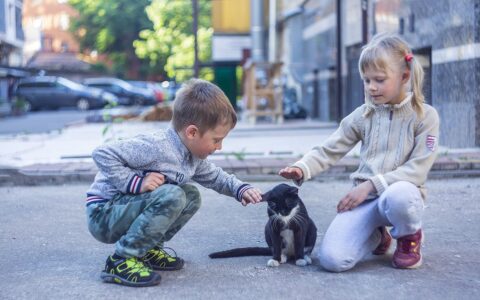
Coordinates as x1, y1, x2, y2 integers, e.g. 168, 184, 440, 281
1, 119, 480, 186
1, 179, 479, 299
2, 150, 480, 186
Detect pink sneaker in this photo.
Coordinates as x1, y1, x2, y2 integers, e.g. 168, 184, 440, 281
372, 226, 392, 255
392, 229, 423, 269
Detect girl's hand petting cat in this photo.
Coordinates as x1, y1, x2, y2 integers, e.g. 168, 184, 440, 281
278, 167, 304, 180
337, 180, 375, 212
140, 172, 166, 193
240, 187, 263, 206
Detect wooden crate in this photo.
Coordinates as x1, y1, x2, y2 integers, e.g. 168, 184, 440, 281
243, 61, 283, 124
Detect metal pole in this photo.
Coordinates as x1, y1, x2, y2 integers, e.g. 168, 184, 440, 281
313, 69, 319, 118
361, 0, 368, 44
336, 0, 342, 121
193, 0, 199, 78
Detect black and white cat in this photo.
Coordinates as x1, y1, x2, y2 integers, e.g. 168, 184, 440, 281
209, 183, 317, 267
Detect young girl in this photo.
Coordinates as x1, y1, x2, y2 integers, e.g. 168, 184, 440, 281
279, 33, 440, 272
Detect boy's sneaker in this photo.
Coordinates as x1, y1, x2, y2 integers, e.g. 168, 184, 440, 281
142, 246, 185, 271
372, 226, 392, 255
100, 254, 161, 287
392, 229, 423, 269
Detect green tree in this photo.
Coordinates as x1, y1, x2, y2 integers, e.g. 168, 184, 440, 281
69, 0, 153, 78
134, 0, 213, 82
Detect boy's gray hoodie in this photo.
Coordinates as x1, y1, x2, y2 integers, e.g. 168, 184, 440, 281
86, 127, 251, 206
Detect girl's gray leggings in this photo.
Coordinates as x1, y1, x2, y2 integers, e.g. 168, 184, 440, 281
318, 181, 424, 272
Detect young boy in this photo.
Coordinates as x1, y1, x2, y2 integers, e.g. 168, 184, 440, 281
85, 79, 262, 287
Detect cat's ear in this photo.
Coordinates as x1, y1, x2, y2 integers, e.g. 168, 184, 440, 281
287, 186, 299, 195
261, 191, 271, 202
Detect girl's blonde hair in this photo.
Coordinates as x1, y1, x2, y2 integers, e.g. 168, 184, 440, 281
359, 33, 425, 116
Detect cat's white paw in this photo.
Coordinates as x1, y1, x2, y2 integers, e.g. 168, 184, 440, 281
267, 259, 280, 267
295, 259, 307, 266
280, 254, 287, 264
304, 255, 312, 265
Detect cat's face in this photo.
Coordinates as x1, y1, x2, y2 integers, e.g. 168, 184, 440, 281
263, 184, 300, 216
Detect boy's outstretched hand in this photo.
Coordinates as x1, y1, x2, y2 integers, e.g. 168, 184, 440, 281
278, 167, 304, 181
140, 172, 166, 193
241, 187, 262, 206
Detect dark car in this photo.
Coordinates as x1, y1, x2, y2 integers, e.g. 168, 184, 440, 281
128, 80, 165, 103
14, 76, 118, 111
83, 78, 156, 106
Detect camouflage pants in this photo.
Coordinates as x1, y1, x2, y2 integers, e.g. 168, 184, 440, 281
87, 184, 201, 258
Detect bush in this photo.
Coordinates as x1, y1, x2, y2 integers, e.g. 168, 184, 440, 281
11, 96, 28, 115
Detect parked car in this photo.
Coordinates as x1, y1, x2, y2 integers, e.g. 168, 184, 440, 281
128, 81, 165, 103
83, 78, 156, 106
14, 76, 118, 111
161, 80, 181, 101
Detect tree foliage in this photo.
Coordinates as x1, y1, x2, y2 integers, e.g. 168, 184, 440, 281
68, 0, 153, 78
134, 0, 213, 81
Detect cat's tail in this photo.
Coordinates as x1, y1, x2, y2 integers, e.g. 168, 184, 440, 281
209, 247, 271, 258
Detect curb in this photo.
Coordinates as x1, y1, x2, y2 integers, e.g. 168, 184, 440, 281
1, 153, 480, 186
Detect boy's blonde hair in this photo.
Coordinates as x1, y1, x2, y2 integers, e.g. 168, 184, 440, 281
172, 78, 237, 134
359, 33, 425, 116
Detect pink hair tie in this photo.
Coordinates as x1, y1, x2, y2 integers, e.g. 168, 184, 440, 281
405, 53, 414, 62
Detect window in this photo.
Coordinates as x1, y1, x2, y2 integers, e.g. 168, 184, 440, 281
18, 83, 36, 88
59, 14, 69, 30
61, 42, 69, 52
40, 82, 56, 88
15, 4, 24, 40
89, 83, 108, 88
43, 15, 53, 30
19, 82, 54, 88
0, 0, 6, 34
42, 37, 53, 51
33, 17, 42, 29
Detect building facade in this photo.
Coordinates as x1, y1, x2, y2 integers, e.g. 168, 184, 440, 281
279, 0, 480, 148
22, 0, 79, 61
211, 0, 252, 107
22, 0, 101, 80
0, 0, 24, 66
0, 0, 25, 109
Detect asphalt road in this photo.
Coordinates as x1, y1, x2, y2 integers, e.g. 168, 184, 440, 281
0, 109, 95, 135
0, 178, 479, 299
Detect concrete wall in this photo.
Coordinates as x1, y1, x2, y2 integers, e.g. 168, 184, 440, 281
281, 0, 480, 148
376, 0, 480, 147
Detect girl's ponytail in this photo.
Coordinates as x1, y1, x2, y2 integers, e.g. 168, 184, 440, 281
408, 55, 425, 117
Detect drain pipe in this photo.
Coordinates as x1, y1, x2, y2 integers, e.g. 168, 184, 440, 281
280, 0, 310, 84
268, 0, 277, 62
336, 0, 342, 121
251, 0, 265, 62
